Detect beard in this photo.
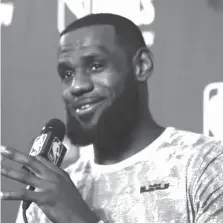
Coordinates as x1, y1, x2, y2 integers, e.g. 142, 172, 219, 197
65, 72, 140, 147
66, 110, 96, 146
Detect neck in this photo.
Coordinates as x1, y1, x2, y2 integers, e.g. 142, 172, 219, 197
93, 106, 164, 165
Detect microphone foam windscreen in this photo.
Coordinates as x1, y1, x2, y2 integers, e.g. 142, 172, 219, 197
44, 118, 65, 141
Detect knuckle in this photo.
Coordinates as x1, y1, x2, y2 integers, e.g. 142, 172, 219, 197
22, 172, 37, 186
7, 168, 17, 179
22, 155, 34, 165
22, 173, 30, 184
37, 191, 52, 205
42, 179, 58, 192
53, 175, 62, 184
20, 188, 27, 200
28, 155, 36, 164
1, 166, 9, 175
44, 181, 53, 190
35, 155, 44, 162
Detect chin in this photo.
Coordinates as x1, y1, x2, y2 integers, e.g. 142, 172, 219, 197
66, 107, 102, 133
78, 118, 98, 132
66, 115, 95, 146
77, 113, 103, 132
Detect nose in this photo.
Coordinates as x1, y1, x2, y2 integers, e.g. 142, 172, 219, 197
69, 73, 94, 97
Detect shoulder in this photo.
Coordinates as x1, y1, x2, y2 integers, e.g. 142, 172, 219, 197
159, 127, 223, 175
171, 129, 223, 187
174, 128, 223, 161
162, 127, 223, 156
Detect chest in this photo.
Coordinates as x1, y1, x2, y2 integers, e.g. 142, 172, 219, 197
76, 165, 188, 223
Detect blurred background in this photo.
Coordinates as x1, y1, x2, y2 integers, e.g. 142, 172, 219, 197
1, 0, 223, 222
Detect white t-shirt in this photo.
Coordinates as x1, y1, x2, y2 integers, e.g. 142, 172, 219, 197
15, 127, 223, 223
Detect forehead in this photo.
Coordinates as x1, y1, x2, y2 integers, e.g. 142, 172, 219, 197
59, 25, 121, 56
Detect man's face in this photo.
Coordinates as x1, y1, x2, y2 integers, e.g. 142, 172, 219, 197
57, 25, 138, 145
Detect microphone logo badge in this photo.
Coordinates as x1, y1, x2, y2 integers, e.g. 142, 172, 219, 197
48, 137, 63, 165
29, 134, 47, 156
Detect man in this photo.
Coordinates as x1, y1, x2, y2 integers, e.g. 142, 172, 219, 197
1, 13, 223, 223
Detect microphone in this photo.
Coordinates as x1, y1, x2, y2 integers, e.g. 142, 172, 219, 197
22, 118, 67, 211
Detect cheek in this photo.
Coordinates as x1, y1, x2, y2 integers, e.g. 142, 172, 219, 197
95, 70, 127, 98
61, 84, 71, 103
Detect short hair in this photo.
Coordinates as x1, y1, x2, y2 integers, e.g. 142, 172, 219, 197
60, 13, 146, 56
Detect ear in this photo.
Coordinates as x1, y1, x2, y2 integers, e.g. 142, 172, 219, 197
132, 47, 154, 82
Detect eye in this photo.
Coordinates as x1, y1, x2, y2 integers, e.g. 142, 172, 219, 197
60, 70, 74, 80
89, 62, 104, 72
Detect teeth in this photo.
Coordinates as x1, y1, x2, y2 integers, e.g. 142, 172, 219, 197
81, 104, 90, 109
76, 104, 91, 112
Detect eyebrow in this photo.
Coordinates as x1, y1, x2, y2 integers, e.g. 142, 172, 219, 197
57, 60, 73, 69
57, 53, 107, 71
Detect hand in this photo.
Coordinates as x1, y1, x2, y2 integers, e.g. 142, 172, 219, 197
0, 145, 98, 223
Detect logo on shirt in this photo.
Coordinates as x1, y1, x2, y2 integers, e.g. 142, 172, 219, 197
140, 182, 170, 193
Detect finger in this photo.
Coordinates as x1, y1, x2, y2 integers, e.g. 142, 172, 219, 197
0, 146, 52, 178
0, 189, 45, 202
1, 165, 50, 189
1, 146, 41, 174
35, 155, 67, 177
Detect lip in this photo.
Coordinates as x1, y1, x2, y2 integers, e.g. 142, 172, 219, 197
71, 97, 106, 117
73, 97, 105, 110
76, 100, 104, 116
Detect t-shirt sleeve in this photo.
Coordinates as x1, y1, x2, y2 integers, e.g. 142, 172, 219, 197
187, 140, 223, 223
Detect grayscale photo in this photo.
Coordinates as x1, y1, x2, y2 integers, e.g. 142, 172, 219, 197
1, 0, 223, 222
